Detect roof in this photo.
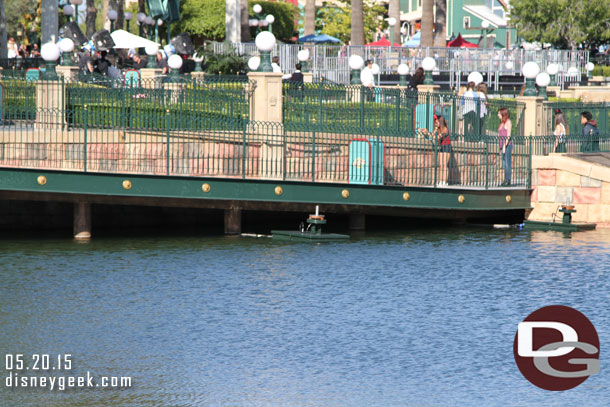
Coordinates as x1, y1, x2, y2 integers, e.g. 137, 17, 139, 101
462, 5, 507, 28
400, 9, 422, 22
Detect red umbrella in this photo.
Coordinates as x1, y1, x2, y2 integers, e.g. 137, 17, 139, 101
367, 37, 402, 47
447, 33, 478, 48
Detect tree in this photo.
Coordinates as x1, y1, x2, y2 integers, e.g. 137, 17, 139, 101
510, 0, 610, 50
86, 0, 97, 37
420, 0, 433, 47
389, 0, 400, 43
240, 0, 249, 42
351, 0, 363, 45
316, 0, 386, 44
305, 0, 315, 36
0, 0, 6, 59
433, 0, 446, 47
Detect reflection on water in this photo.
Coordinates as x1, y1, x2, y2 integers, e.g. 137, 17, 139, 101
1, 228, 609, 407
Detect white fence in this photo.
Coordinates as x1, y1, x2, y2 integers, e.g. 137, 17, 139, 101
213, 42, 589, 89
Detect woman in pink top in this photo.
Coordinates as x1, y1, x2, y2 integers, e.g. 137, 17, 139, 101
498, 107, 512, 186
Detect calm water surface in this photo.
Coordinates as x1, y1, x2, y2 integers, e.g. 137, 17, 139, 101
0, 227, 609, 407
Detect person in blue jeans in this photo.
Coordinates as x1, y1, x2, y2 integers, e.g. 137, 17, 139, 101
497, 107, 512, 186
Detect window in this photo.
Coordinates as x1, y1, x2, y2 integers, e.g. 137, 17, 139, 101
463, 17, 470, 29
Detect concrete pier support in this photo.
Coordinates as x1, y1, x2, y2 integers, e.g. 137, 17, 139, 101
224, 207, 242, 235
73, 202, 91, 240
349, 213, 366, 231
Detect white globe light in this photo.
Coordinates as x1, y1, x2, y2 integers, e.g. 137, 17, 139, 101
505, 61, 514, 70
124, 12, 133, 21
41, 42, 60, 61
567, 66, 579, 75
136, 12, 147, 23
397, 63, 409, 75
348, 55, 364, 70
58, 38, 75, 53
70, 0, 83, 5
107, 10, 118, 20
522, 61, 540, 79
371, 63, 380, 75
546, 63, 559, 75
266, 15, 275, 24
253, 4, 262, 13
259, 20, 269, 27
586, 62, 595, 71
481, 21, 490, 29
63, 5, 74, 16
248, 56, 260, 71
255, 31, 276, 52
422, 57, 436, 71
536, 72, 550, 87
467, 71, 483, 85
388, 17, 397, 26
168, 54, 183, 70
146, 17, 155, 25
157, 19, 163, 26
249, 19, 259, 27
145, 44, 159, 56
297, 49, 310, 61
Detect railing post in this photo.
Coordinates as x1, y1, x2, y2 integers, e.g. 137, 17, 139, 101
528, 134, 532, 189
242, 120, 247, 179
485, 137, 489, 190
396, 89, 401, 132
84, 104, 88, 173
312, 120, 316, 182
166, 109, 171, 176
360, 85, 365, 131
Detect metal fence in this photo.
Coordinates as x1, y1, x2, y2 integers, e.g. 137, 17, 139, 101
213, 42, 589, 88
541, 102, 610, 136
531, 133, 610, 156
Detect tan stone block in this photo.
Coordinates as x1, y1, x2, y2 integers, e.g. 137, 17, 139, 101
531, 155, 554, 169
587, 205, 610, 223
588, 165, 610, 183
556, 170, 580, 186
531, 188, 538, 203
573, 187, 601, 204
572, 205, 589, 223
555, 187, 573, 203
528, 202, 560, 221
537, 186, 556, 202
538, 169, 556, 186
602, 182, 610, 204
581, 176, 602, 187
554, 156, 592, 178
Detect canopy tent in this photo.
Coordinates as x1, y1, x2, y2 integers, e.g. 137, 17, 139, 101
403, 31, 420, 48
110, 30, 160, 49
367, 37, 401, 47
298, 34, 317, 43
311, 34, 341, 43
447, 33, 478, 48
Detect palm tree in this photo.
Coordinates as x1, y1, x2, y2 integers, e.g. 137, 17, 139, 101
305, 0, 315, 36
420, 0, 434, 47
86, 0, 97, 37
351, 0, 364, 45
0, 0, 6, 59
433, 0, 446, 47
241, 0, 250, 42
389, 0, 400, 44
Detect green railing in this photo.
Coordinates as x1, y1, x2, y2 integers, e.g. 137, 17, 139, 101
531, 133, 610, 156
543, 102, 610, 136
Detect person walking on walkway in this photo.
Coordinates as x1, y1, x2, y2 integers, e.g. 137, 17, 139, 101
580, 111, 600, 153
498, 107, 512, 186
553, 109, 568, 153
462, 82, 478, 139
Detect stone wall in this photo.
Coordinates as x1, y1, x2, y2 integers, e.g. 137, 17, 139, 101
529, 155, 610, 226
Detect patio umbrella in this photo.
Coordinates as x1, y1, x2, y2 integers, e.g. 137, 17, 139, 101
447, 33, 478, 48
367, 37, 401, 47
298, 34, 317, 43
110, 29, 160, 49
312, 34, 341, 44
403, 31, 421, 48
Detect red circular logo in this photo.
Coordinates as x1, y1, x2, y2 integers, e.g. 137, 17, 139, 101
513, 305, 600, 391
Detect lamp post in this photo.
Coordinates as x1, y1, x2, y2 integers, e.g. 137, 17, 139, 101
124, 12, 133, 32
421, 57, 436, 85
168, 54, 183, 81
255, 31, 276, 72
388, 17, 396, 48
297, 49, 310, 72
536, 72, 550, 100
265, 15, 275, 34
546, 63, 559, 86
145, 44, 159, 68
58, 38, 75, 66
71, 0, 83, 23
522, 61, 540, 96
586, 62, 595, 79
349, 55, 364, 84
108, 10, 118, 32
481, 20, 489, 48
397, 63, 408, 86
41, 42, 60, 80
63, 4, 75, 22
252, 4, 273, 35
468, 71, 483, 86
155, 19, 163, 44
145, 17, 155, 40
137, 13, 147, 38
248, 56, 261, 72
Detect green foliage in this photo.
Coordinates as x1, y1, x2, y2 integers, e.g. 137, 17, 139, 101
248, 2, 296, 42
592, 65, 610, 76
199, 44, 248, 75
314, 0, 386, 44
175, 0, 226, 41
510, 0, 610, 49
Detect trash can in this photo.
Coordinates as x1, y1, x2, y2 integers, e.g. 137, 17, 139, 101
349, 138, 384, 185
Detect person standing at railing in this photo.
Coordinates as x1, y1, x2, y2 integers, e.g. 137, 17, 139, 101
580, 111, 600, 153
553, 109, 569, 153
476, 83, 489, 139
409, 67, 424, 90
361, 59, 375, 102
498, 107, 512, 186
272, 56, 282, 73
462, 82, 478, 139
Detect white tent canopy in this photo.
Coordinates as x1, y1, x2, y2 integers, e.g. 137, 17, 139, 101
110, 30, 160, 49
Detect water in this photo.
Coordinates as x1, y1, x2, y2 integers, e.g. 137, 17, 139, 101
1, 227, 609, 407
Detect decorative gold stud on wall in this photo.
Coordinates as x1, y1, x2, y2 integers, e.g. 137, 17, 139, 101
341, 189, 350, 199
122, 180, 132, 190
202, 183, 211, 193
274, 186, 283, 196
37, 175, 47, 186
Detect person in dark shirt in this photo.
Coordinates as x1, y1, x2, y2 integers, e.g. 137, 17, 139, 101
94, 50, 111, 76
77, 48, 94, 73
290, 63, 304, 83
131, 54, 147, 70
409, 67, 425, 90
156, 52, 169, 74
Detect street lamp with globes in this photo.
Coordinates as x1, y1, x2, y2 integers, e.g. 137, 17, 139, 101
421, 57, 436, 85
136, 12, 147, 38
522, 61, 540, 96
349, 55, 364, 84
387, 17, 396, 48
255, 31, 276, 72
70, 0, 83, 23
297, 49, 310, 72
124, 12, 133, 32
41, 42, 60, 80
58, 38, 75, 66
397, 63, 409, 86
107, 10, 118, 32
